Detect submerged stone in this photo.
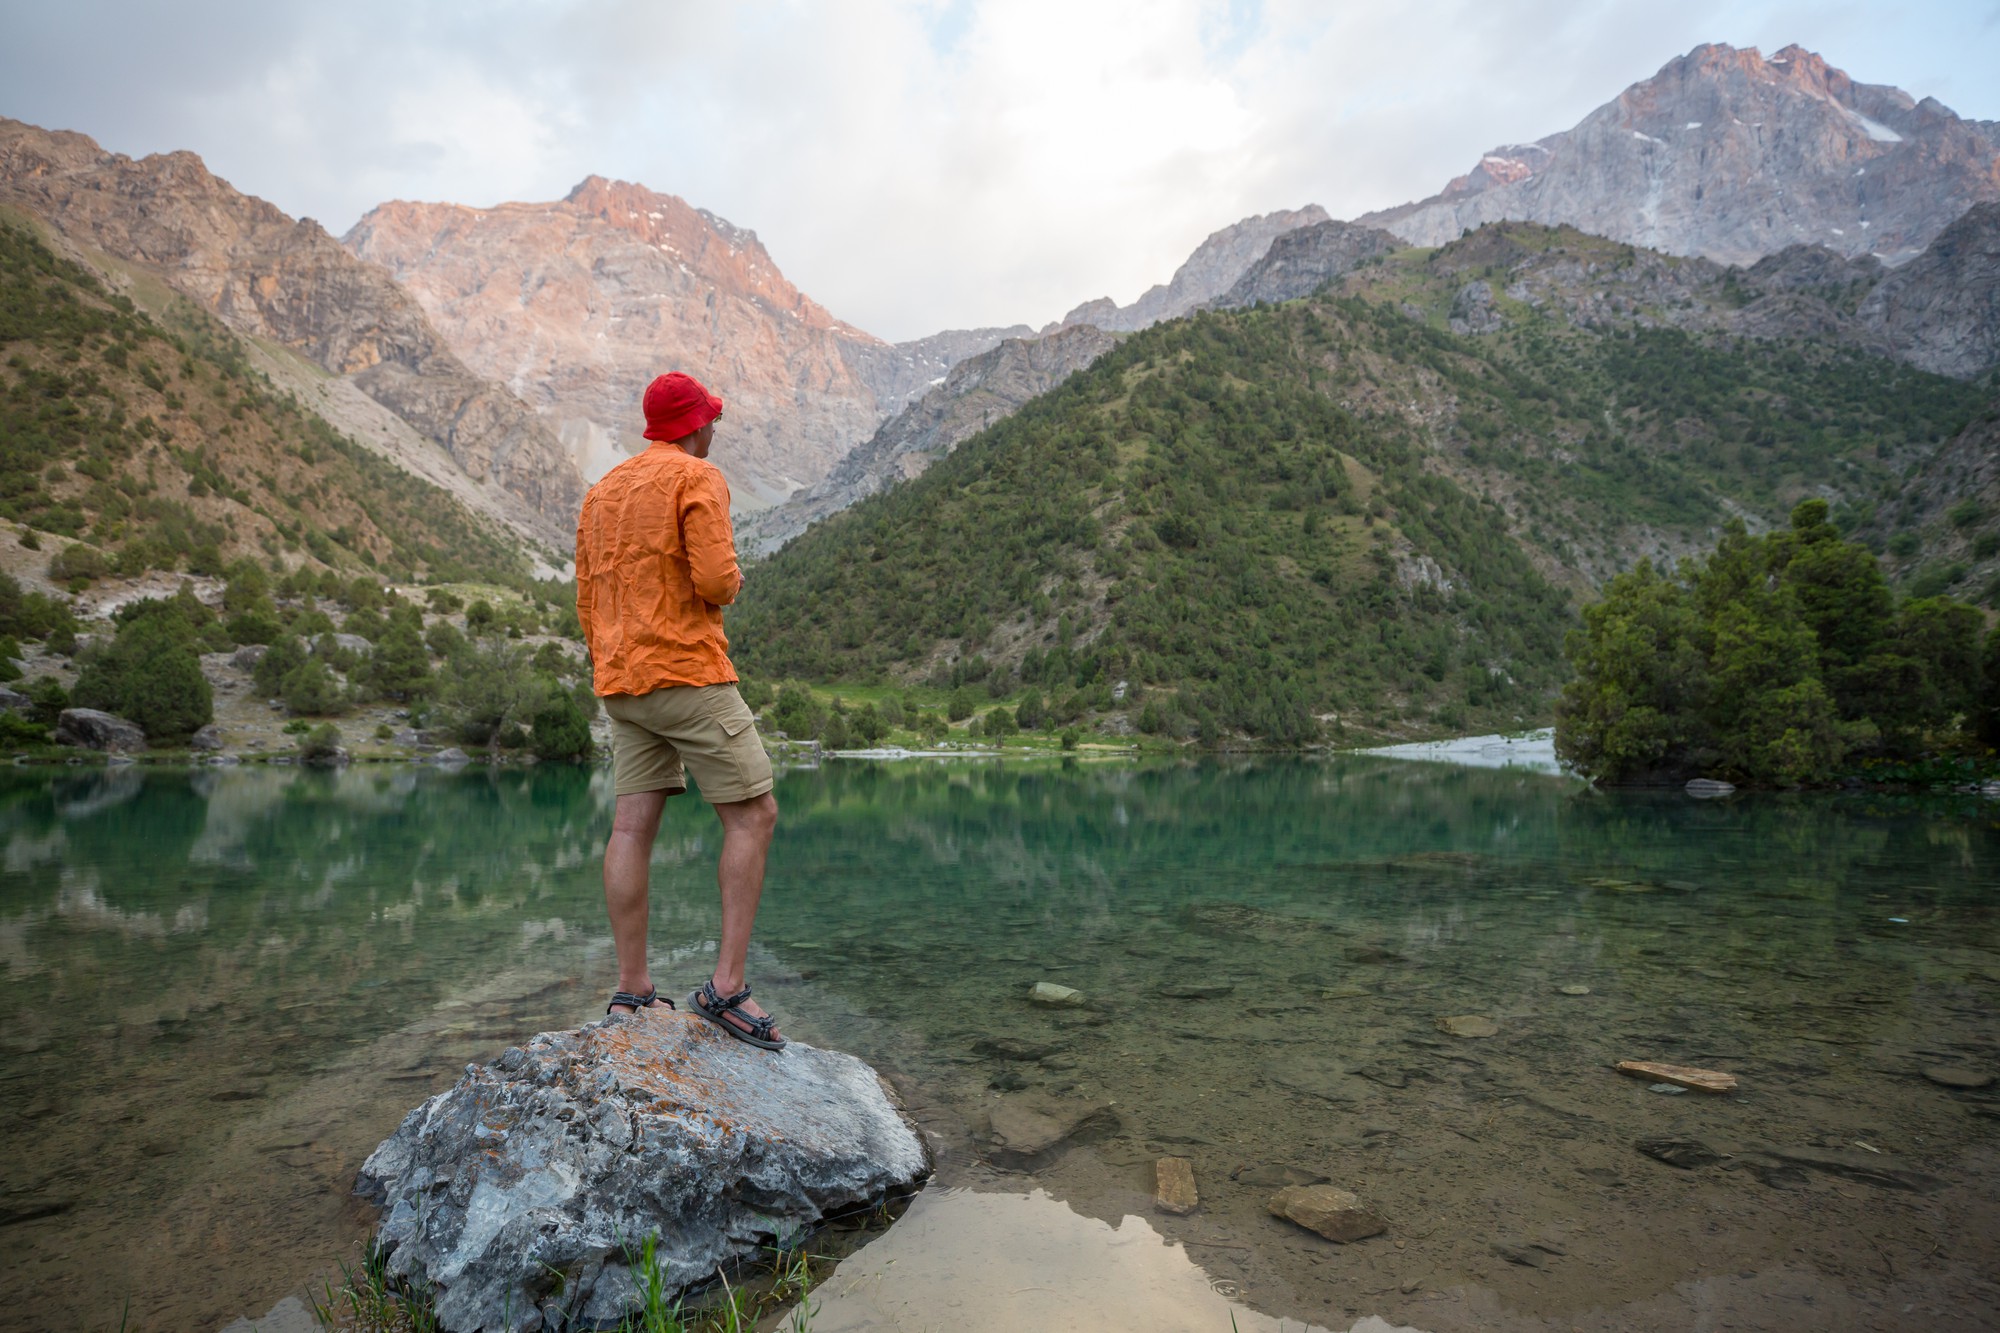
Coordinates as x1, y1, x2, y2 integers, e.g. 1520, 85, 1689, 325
1436, 1015, 1499, 1038
1154, 1156, 1198, 1214
356, 1009, 929, 1331
972, 1035, 1061, 1061
1157, 981, 1236, 1000
1636, 1138, 1721, 1169
984, 1096, 1119, 1171
1922, 1066, 1993, 1090
1266, 1184, 1385, 1243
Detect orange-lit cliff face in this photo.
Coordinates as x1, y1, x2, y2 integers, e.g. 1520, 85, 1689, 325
0, 117, 586, 539
348, 177, 925, 511
1363, 42, 2000, 267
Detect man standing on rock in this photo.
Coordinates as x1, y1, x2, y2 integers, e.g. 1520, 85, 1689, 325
575, 371, 785, 1050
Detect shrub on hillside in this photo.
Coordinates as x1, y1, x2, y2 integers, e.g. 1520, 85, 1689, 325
226, 606, 285, 645
286, 601, 337, 638
436, 640, 537, 746
849, 702, 887, 746
822, 712, 852, 750
0, 709, 46, 747
364, 614, 432, 701
281, 659, 344, 716
0, 572, 76, 642
221, 559, 271, 614
1014, 689, 1046, 730
530, 685, 595, 761
299, 722, 345, 764
425, 621, 466, 659
253, 635, 307, 696
768, 684, 825, 739
71, 603, 212, 741
48, 543, 109, 589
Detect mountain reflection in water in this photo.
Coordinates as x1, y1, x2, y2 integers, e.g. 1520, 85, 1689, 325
0, 758, 1995, 1332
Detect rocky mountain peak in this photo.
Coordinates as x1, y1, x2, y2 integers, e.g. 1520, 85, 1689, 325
1049, 206, 1332, 333
346, 180, 936, 508
0, 117, 585, 543
1360, 43, 2000, 268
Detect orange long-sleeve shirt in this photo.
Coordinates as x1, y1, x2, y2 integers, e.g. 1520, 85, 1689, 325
575, 443, 743, 696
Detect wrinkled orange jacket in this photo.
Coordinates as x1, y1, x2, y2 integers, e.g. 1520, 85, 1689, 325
575, 443, 742, 695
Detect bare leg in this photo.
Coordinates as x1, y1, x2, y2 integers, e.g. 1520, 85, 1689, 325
603, 790, 669, 1011
708, 791, 781, 1038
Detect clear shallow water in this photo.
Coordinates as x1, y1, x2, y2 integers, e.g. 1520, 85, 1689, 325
1, 758, 1997, 1332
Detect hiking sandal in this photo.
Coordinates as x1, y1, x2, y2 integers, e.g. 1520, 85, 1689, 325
606, 986, 673, 1015
687, 979, 786, 1051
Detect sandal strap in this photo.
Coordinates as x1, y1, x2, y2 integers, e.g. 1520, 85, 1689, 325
697, 980, 774, 1039
699, 979, 754, 1014
607, 987, 669, 1014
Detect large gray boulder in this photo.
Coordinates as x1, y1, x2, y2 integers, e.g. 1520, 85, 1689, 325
54, 708, 144, 752
357, 1009, 930, 1332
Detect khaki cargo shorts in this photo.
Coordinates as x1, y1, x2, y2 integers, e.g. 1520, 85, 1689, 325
602, 683, 774, 804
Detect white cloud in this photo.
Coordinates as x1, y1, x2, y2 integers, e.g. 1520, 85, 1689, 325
3, 0, 1996, 340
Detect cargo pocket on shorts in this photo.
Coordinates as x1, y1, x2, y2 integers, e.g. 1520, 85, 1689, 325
716, 696, 756, 738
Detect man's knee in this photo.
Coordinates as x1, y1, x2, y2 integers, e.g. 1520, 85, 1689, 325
722, 791, 778, 838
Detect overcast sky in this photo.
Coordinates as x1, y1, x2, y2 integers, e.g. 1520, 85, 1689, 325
5, 0, 1997, 341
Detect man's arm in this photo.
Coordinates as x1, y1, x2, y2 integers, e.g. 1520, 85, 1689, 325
574, 503, 598, 630
682, 470, 743, 606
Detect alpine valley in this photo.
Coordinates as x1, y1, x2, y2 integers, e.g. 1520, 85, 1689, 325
0, 40, 1995, 747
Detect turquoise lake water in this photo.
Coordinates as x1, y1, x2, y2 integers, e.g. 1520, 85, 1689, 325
1, 758, 1996, 1332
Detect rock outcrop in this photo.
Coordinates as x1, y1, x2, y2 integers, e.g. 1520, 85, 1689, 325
1857, 202, 2000, 378
1054, 206, 1331, 331
54, 708, 144, 752
345, 178, 1028, 511
1887, 394, 2000, 584
1360, 43, 2000, 269
1209, 220, 1402, 308
357, 1009, 928, 1332
836, 323, 1037, 419
1344, 214, 1999, 380
0, 119, 584, 544
739, 323, 1119, 556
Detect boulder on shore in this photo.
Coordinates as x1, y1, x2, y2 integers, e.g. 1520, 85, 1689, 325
357, 1009, 930, 1332
54, 708, 144, 752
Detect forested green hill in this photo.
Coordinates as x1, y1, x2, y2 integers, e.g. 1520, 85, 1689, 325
733, 232, 1988, 744
0, 212, 530, 590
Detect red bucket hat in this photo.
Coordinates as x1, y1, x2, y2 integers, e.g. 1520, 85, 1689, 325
641, 372, 724, 442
